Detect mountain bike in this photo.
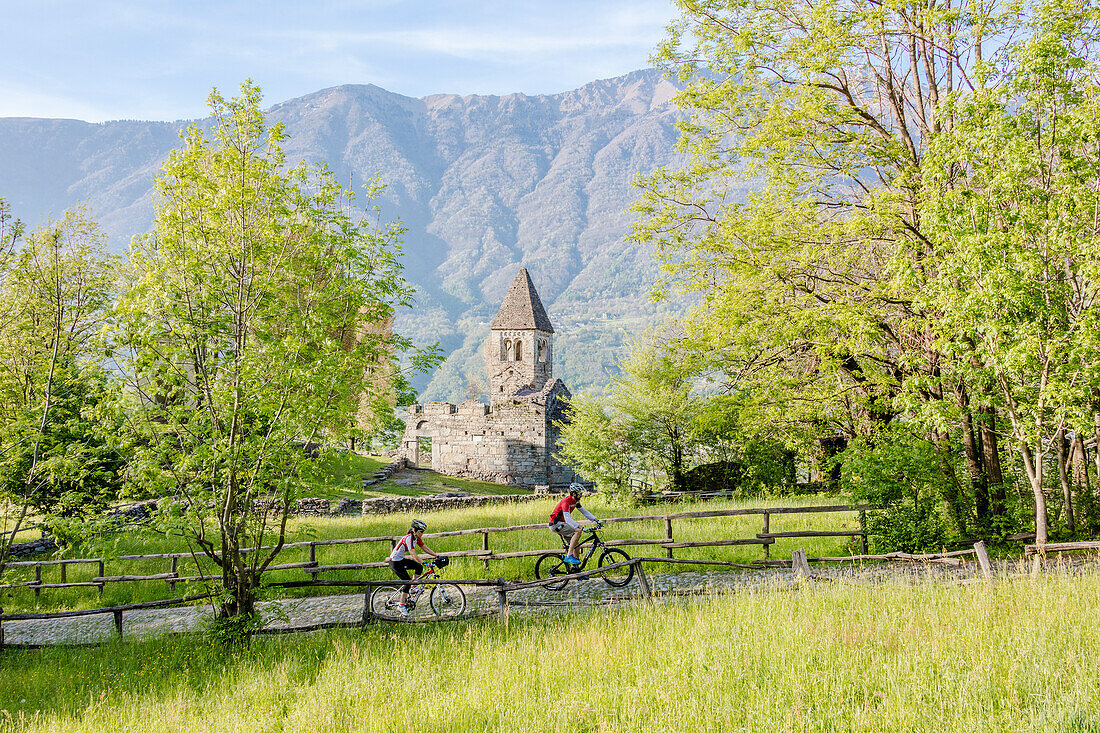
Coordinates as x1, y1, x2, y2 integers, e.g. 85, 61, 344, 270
534, 524, 634, 591
370, 557, 467, 620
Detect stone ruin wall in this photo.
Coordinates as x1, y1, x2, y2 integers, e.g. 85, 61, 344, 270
408, 399, 558, 487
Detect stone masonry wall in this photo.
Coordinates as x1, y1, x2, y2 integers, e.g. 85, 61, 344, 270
410, 399, 551, 486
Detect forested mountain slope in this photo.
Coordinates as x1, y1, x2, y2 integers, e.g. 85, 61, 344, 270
0, 69, 685, 397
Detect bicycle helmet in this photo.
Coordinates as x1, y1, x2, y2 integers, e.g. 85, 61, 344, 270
410, 519, 427, 533
568, 482, 585, 497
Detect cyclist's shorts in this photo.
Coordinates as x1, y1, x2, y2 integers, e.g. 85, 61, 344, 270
549, 518, 579, 538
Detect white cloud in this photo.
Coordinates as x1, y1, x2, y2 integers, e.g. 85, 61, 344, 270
0, 0, 678, 120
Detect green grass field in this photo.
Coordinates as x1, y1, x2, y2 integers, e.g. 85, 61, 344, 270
2, 570, 1097, 732
275, 452, 535, 500
0, 454, 530, 535
1, 495, 864, 613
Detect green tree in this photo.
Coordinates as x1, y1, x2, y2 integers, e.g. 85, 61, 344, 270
555, 393, 638, 496
112, 82, 425, 622
611, 344, 705, 491
633, 0, 1047, 542
919, 0, 1100, 543
557, 337, 705, 495
0, 207, 117, 570
0, 197, 22, 260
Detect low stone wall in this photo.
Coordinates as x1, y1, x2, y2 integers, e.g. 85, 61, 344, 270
6, 536, 58, 559
361, 457, 408, 488
259, 489, 552, 517
359, 492, 548, 515
294, 497, 332, 516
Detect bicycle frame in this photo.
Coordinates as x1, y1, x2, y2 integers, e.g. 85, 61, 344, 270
405, 564, 439, 605
559, 528, 606, 571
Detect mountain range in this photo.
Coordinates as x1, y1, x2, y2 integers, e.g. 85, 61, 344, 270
0, 69, 687, 399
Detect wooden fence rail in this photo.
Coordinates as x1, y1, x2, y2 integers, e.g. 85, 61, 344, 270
0, 504, 870, 599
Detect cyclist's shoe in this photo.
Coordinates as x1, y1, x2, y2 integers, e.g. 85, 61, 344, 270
563, 554, 581, 565
397, 604, 410, 617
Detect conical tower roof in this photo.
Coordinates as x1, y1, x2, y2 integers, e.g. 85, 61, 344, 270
490, 268, 554, 333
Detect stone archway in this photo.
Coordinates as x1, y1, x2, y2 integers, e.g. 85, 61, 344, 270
403, 419, 438, 468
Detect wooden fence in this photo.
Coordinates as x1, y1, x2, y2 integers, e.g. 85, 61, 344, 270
0, 504, 869, 599
0, 541, 993, 648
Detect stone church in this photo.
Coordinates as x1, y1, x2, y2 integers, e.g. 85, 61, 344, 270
399, 268, 578, 489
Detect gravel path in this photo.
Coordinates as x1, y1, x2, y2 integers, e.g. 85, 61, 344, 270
1, 559, 1018, 647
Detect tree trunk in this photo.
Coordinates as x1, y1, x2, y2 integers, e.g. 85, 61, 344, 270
1056, 427, 1075, 533
979, 406, 1006, 515
669, 427, 686, 491
932, 430, 968, 536
819, 436, 847, 492
1072, 432, 1094, 532
220, 570, 258, 619
1021, 444, 1049, 544
959, 402, 989, 523
1092, 415, 1100, 531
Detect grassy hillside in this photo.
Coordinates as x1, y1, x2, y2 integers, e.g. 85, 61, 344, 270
1, 496, 859, 613
303, 453, 535, 500
2, 571, 1097, 731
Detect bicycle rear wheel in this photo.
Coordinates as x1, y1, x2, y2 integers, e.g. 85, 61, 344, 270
369, 584, 405, 621
370, 584, 431, 621
598, 548, 634, 587
534, 552, 571, 591
429, 583, 467, 618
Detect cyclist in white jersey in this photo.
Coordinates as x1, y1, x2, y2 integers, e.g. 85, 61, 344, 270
388, 519, 439, 615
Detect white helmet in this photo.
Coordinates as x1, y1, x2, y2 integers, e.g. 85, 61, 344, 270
568, 482, 585, 497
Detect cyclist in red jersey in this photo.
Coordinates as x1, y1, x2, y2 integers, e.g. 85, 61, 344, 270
387, 518, 440, 615
549, 483, 599, 565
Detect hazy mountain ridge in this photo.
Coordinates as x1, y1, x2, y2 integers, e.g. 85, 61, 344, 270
0, 69, 685, 399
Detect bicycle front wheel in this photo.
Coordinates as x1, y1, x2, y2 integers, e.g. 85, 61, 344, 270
598, 548, 634, 587
429, 583, 467, 618
534, 552, 571, 591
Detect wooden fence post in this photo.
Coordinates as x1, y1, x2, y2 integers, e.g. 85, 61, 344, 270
973, 541, 992, 581
496, 579, 508, 621
859, 510, 869, 554
635, 561, 653, 603
309, 543, 317, 566
761, 513, 770, 561
792, 548, 811, 578
113, 609, 123, 637
1030, 548, 1044, 579
34, 565, 41, 597
59, 561, 67, 585
482, 531, 490, 569
664, 518, 674, 559
169, 557, 178, 590
0, 606, 4, 648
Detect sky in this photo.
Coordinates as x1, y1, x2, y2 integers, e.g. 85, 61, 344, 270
0, 0, 679, 122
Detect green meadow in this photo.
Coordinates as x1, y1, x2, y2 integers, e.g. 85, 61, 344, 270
1, 570, 1097, 732
1, 495, 864, 613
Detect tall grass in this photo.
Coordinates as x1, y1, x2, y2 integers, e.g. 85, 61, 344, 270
0, 496, 864, 613
2, 571, 1098, 731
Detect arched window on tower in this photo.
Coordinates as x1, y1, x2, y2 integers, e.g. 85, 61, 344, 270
514, 340, 523, 361
503, 339, 512, 361
537, 339, 547, 362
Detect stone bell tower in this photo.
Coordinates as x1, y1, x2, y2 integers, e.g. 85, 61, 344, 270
487, 268, 554, 401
